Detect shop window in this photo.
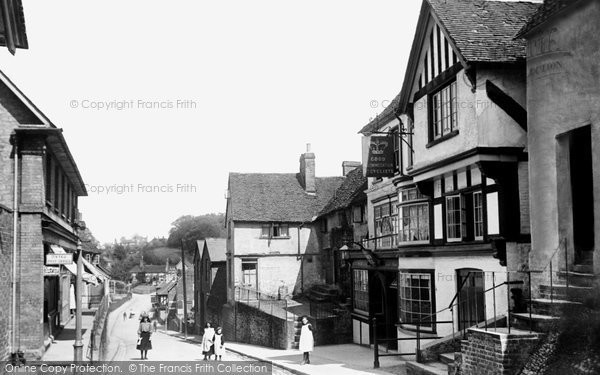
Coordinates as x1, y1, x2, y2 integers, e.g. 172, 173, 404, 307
399, 272, 434, 331
353, 269, 369, 313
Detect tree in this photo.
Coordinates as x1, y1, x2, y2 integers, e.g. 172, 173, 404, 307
167, 214, 226, 250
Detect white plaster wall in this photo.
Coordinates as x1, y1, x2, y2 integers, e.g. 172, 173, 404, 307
525, 1, 600, 273
396, 255, 508, 354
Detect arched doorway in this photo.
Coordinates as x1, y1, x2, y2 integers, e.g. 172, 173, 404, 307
456, 268, 485, 331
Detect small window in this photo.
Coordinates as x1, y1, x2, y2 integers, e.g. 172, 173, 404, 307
352, 205, 364, 223
431, 81, 457, 140
446, 195, 462, 241
353, 269, 369, 313
473, 192, 484, 240
261, 224, 289, 238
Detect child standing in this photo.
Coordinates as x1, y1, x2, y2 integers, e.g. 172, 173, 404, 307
299, 316, 314, 365
213, 327, 225, 361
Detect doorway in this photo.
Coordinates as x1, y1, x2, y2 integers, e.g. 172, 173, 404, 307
569, 125, 594, 265
456, 269, 485, 331
371, 272, 398, 350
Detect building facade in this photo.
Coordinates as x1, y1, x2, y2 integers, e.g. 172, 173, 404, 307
224, 147, 344, 303
0, 70, 89, 359
517, 0, 600, 278
193, 238, 226, 332
352, 0, 538, 352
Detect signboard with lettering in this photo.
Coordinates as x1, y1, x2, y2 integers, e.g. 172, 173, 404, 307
364, 135, 396, 177
43, 266, 60, 276
46, 253, 73, 265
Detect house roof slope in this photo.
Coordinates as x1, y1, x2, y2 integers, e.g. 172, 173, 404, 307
228, 173, 344, 223
319, 167, 367, 217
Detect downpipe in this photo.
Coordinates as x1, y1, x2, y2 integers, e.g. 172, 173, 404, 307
11, 140, 22, 363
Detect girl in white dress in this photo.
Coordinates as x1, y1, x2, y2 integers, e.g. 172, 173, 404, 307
298, 316, 314, 365
213, 327, 225, 360
201, 322, 215, 360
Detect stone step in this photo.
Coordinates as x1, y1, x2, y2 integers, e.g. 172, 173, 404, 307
439, 352, 455, 365
559, 270, 598, 287
539, 284, 594, 303
511, 312, 560, 332
528, 298, 583, 315
406, 360, 448, 375
572, 264, 594, 274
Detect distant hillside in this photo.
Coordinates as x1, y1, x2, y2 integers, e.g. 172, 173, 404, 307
143, 246, 181, 265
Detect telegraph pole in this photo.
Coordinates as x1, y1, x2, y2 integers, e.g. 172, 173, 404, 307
180, 240, 188, 340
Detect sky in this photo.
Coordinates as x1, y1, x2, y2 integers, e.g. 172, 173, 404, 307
0, 0, 423, 243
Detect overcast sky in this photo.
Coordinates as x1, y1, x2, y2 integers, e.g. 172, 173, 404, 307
0, 0, 423, 243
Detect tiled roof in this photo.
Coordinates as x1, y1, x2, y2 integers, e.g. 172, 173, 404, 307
429, 0, 540, 63
359, 92, 401, 134
361, 0, 541, 134
204, 238, 227, 262
515, 0, 582, 38
319, 167, 367, 217
228, 173, 344, 223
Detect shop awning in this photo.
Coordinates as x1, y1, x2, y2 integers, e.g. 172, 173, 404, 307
50, 245, 98, 285
82, 257, 109, 283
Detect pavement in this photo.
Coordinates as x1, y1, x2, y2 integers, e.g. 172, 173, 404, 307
41, 311, 95, 361
46, 293, 407, 375
162, 325, 407, 375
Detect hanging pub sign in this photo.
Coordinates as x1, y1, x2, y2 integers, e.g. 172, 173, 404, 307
363, 135, 396, 177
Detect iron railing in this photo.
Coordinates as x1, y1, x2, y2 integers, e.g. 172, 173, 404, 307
371, 238, 570, 368
234, 286, 290, 320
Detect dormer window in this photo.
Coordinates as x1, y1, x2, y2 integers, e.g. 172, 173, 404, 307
430, 81, 458, 141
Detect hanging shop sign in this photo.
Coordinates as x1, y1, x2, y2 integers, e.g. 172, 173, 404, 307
46, 253, 73, 265
364, 135, 396, 177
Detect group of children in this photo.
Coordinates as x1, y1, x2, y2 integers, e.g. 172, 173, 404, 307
201, 322, 225, 361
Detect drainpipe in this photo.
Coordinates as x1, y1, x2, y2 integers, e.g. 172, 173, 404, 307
11, 140, 19, 358
298, 224, 304, 293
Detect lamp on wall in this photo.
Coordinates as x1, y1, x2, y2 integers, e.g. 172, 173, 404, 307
339, 241, 383, 267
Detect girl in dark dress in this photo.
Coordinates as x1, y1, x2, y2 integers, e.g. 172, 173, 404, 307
137, 315, 153, 359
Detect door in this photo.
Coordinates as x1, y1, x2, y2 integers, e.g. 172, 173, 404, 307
457, 269, 485, 331
569, 126, 594, 265
371, 272, 398, 350
241, 259, 258, 299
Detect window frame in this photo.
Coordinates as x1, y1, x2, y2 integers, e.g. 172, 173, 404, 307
427, 80, 459, 146
260, 223, 290, 239
353, 269, 369, 314
445, 194, 463, 242
373, 199, 399, 249
398, 270, 436, 333
398, 187, 430, 245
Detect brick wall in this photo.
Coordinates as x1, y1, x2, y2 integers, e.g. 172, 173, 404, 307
0, 207, 14, 361
18, 213, 44, 359
461, 328, 540, 375
222, 302, 293, 349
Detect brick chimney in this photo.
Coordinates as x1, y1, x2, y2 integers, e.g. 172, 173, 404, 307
299, 143, 316, 194
342, 161, 361, 176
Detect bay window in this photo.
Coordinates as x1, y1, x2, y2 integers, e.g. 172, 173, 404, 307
399, 188, 429, 244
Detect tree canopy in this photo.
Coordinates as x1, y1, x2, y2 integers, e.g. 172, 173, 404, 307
167, 213, 226, 250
